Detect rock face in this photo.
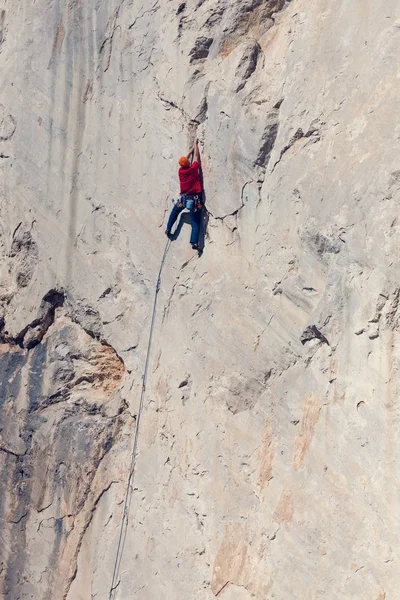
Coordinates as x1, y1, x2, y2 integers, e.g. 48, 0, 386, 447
1, 0, 400, 598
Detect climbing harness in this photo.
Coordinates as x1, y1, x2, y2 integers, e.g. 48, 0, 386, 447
178, 193, 202, 211
108, 238, 171, 599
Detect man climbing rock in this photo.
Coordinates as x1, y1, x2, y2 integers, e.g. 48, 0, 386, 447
165, 138, 203, 251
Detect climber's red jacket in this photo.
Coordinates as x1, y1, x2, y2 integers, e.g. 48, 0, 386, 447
179, 161, 202, 194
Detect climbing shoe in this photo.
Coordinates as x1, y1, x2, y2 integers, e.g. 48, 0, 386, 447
165, 229, 172, 237
191, 243, 200, 251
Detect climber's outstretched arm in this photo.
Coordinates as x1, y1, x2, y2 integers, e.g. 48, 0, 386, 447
193, 139, 201, 165
186, 145, 194, 160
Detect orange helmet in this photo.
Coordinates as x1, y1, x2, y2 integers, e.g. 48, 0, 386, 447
179, 156, 190, 168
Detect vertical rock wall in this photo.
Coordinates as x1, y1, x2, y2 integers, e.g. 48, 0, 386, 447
0, 0, 400, 598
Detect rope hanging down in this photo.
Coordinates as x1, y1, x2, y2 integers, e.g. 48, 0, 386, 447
108, 238, 171, 599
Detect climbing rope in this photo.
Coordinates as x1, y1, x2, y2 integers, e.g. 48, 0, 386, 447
108, 238, 171, 599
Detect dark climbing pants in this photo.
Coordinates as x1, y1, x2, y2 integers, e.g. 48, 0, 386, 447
167, 195, 203, 245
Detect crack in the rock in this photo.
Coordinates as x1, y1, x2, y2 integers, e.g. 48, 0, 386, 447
37, 501, 53, 514
8, 511, 28, 525
99, 0, 134, 73
155, 85, 208, 130
208, 205, 243, 221
128, 1, 160, 30
11, 221, 22, 240
158, 198, 170, 229
38, 513, 74, 534
208, 180, 252, 222
215, 581, 252, 597
0, 9, 5, 48
272, 124, 321, 172
62, 475, 118, 599
162, 278, 180, 322
0, 446, 21, 458
156, 93, 189, 120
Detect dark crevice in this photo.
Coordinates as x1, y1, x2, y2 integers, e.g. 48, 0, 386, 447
99, 286, 112, 299
189, 36, 213, 62
13, 289, 65, 350
255, 121, 279, 168
300, 325, 330, 346
192, 94, 208, 125
236, 42, 262, 93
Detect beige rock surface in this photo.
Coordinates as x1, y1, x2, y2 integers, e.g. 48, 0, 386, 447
0, 0, 400, 598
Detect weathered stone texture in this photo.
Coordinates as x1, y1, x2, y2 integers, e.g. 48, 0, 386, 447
0, 0, 400, 598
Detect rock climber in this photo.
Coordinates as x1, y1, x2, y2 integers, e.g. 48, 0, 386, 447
165, 138, 204, 251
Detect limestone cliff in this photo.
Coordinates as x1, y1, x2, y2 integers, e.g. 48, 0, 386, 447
0, 0, 399, 598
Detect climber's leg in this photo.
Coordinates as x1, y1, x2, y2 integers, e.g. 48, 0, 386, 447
190, 206, 202, 248
166, 202, 183, 235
